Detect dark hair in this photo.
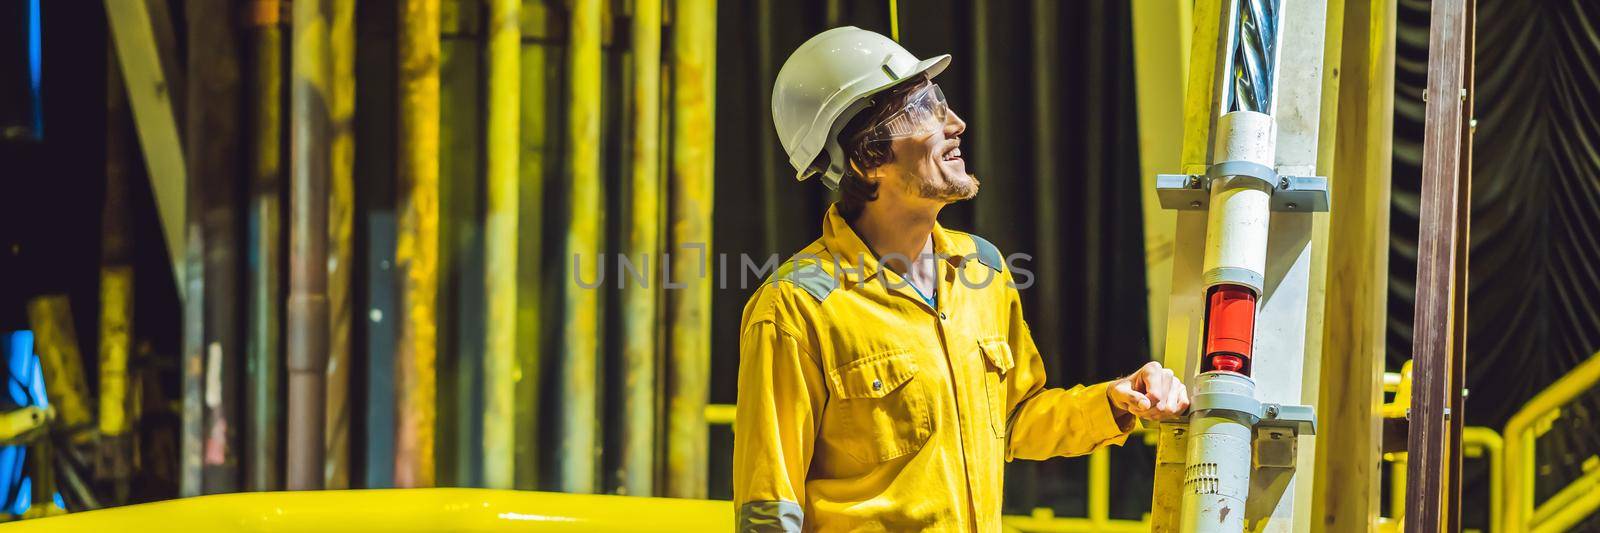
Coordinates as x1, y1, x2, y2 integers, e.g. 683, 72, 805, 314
814, 76, 929, 220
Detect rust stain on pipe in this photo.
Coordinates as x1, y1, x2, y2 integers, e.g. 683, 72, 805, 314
324, 0, 356, 490
396, 0, 441, 489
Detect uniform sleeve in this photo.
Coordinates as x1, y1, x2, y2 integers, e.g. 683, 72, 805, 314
733, 319, 827, 532
1001, 285, 1138, 461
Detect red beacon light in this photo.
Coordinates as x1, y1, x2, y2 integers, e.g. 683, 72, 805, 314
1203, 284, 1257, 375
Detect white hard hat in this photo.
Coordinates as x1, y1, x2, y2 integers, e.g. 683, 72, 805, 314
771, 27, 951, 189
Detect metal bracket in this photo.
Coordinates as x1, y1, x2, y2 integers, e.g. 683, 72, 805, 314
1153, 163, 1330, 213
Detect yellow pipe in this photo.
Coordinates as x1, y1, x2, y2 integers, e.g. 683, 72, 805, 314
482, 0, 521, 491
1000, 508, 1148, 533
5, 489, 730, 532
888, 0, 899, 41
1386, 452, 1407, 522
620, 0, 663, 497
396, 0, 441, 489
1462, 426, 1503, 530
324, 0, 356, 490
1530, 461, 1600, 533
666, 0, 716, 500
1088, 447, 1109, 526
1531, 454, 1600, 525
1504, 350, 1600, 531
703, 404, 735, 427
559, 0, 603, 494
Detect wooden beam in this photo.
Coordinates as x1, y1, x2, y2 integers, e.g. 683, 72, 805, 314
1312, 0, 1397, 530
1404, 0, 1472, 528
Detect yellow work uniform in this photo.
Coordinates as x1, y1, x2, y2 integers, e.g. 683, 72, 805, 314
734, 206, 1137, 532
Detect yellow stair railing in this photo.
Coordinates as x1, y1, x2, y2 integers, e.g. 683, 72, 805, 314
1503, 350, 1600, 533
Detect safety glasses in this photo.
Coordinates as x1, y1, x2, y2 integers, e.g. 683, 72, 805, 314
872, 83, 949, 141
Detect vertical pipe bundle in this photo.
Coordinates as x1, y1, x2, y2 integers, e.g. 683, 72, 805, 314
395, 0, 441, 489
482, 0, 520, 491
287, 0, 332, 491
620, 0, 662, 497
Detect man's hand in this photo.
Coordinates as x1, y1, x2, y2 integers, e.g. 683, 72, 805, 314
1108, 361, 1189, 421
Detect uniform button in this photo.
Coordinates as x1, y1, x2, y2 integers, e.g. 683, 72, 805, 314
871, 379, 883, 391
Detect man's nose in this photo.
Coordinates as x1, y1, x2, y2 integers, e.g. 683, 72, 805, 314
945, 108, 967, 137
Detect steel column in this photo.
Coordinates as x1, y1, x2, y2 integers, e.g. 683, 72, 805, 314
99, 50, 136, 504
287, 0, 333, 492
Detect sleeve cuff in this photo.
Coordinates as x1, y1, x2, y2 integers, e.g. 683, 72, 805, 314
1085, 381, 1139, 445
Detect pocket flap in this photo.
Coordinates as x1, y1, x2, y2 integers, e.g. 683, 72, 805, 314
829, 351, 919, 399
978, 339, 1015, 374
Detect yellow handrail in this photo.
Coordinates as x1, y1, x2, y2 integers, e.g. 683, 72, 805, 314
1504, 350, 1600, 532
7, 489, 730, 532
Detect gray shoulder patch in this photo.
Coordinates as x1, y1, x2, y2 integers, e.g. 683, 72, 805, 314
737, 500, 803, 532
968, 234, 1004, 272
764, 260, 837, 302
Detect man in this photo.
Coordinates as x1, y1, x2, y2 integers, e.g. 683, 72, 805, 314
734, 27, 1190, 531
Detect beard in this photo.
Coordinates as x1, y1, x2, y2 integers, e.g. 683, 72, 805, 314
911, 171, 980, 202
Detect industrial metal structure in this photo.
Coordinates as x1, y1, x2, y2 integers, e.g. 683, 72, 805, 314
8, 0, 1600, 531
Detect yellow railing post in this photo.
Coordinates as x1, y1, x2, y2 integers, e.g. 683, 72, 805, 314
481, 0, 520, 491
396, 0, 441, 489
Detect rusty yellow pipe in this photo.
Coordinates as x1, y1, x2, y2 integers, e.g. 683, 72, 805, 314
665, 0, 715, 500
1504, 350, 1600, 531
5, 489, 730, 532
396, 0, 441, 489
25, 297, 93, 434
100, 51, 136, 502
323, 0, 356, 490
482, 0, 520, 491
246, 0, 284, 493
558, 0, 603, 494
619, 0, 662, 497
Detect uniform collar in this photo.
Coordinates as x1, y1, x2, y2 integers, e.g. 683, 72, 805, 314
821, 204, 968, 285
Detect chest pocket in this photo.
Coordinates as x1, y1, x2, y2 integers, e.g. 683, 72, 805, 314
826, 350, 932, 463
978, 339, 1016, 439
